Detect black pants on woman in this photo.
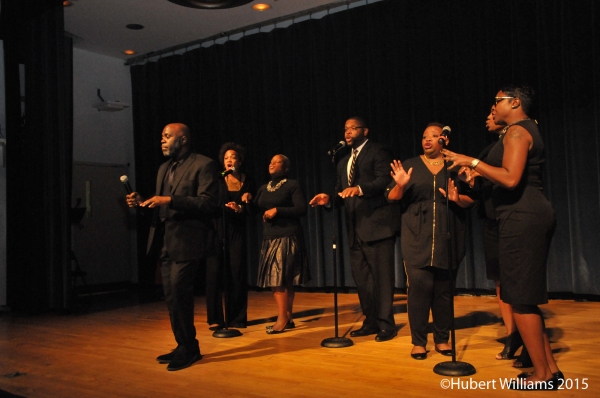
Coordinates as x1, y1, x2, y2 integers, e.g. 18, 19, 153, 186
205, 228, 248, 328
406, 266, 455, 347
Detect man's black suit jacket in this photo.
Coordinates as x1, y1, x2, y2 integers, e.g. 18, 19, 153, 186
147, 152, 220, 262
335, 141, 400, 245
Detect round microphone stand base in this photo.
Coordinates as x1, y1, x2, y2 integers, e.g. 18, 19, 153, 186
433, 361, 476, 377
212, 328, 243, 338
321, 337, 353, 348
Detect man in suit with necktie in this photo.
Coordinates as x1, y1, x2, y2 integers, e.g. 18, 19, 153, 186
310, 117, 399, 342
126, 123, 219, 370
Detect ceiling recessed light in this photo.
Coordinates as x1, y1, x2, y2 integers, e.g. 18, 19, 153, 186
126, 24, 145, 30
252, 3, 271, 11
63, 1, 73, 6
123, 50, 136, 55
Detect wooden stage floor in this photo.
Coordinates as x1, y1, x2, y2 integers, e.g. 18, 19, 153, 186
0, 291, 598, 397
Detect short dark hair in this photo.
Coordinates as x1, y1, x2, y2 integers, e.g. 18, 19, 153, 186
426, 122, 444, 129
499, 84, 535, 114
277, 154, 291, 173
218, 142, 246, 167
347, 116, 368, 128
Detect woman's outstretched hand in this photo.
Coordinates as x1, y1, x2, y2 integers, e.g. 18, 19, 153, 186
390, 159, 412, 188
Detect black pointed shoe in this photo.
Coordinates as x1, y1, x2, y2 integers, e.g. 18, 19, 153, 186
156, 350, 175, 364
166, 351, 202, 371
435, 345, 454, 356
350, 327, 378, 337
375, 329, 397, 342
509, 374, 559, 390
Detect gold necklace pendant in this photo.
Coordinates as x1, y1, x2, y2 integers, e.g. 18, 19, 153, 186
267, 179, 287, 192
226, 175, 242, 191
422, 155, 444, 166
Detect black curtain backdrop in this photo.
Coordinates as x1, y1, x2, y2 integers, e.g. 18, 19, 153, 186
2, 0, 74, 311
130, 0, 600, 295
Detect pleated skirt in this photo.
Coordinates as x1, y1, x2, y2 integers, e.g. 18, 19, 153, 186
256, 235, 310, 288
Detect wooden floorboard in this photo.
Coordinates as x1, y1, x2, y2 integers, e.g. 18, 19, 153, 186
0, 291, 598, 397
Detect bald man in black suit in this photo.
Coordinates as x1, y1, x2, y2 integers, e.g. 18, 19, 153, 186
126, 123, 219, 371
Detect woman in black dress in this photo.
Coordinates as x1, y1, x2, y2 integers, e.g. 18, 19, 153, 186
386, 123, 473, 360
442, 86, 561, 389
255, 154, 310, 334
206, 142, 255, 329
474, 106, 529, 364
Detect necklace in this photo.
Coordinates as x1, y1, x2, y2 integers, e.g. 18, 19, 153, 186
226, 175, 243, 191
500, 118, 532, 136
267, 178, 287, 192
421, 155, 444, 166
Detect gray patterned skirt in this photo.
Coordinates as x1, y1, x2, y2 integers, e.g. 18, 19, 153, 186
256, 235, 310, 288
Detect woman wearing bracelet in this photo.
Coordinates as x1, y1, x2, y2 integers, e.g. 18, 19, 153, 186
387, 123, 473, 360
441, 86, 561, 389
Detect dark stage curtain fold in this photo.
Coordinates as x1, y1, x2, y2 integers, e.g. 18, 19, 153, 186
130, 0, 600, 294
2, 0, 74, 311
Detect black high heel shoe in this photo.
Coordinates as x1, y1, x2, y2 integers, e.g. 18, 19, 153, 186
517, 370, 564, 382
266, 325, 287, 334
509, 373, 560, 390
496, 331, 523, 360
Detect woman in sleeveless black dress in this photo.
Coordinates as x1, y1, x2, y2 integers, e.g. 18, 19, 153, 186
441, 86, 562, 389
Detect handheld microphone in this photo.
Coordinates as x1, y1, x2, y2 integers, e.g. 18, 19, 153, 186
221, 167, 236, 178
327, 141, 346, 156
120, 175, 134, 194
439, 126, 451, 145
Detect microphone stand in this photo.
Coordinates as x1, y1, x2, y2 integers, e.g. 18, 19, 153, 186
433, 140, 475, 376
321, 147, 353, 348
213, 178, 242, 338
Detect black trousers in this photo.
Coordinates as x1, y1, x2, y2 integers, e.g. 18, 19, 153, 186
205, 249, 248, 327
160, 254, 200, 354
350, 236, 396, 331
405, 266, 455, 347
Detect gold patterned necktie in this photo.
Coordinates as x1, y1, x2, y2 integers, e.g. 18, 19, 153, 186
348, 149, 358, 186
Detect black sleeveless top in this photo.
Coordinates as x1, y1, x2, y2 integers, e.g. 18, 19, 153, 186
485, 119, 546, 213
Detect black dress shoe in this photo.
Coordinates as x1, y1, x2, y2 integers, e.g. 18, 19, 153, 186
209, 324, 225, 331
435, 346, 454, 356
350, 327, 378, 337
286, 320, 296, 329
156, 351, 175, 364
166, 351, 202, 371
509, 374, 559, 390
375, 329, 397, 342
